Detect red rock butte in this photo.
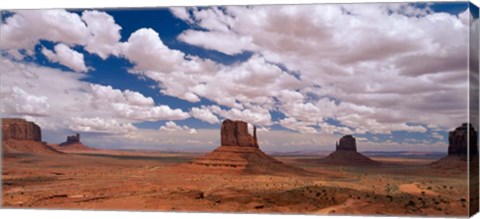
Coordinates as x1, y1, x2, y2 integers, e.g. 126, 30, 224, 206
336, 135, 357, 151
2, 118, 42, 141
54, 133, 95, 151
183, 119, 306, 175
447, 123, 478, 156
431, 123, 479, 170
319, 135, 379, 166
61, 133, 80, 145
2, 118, 61, 155
221, 119, 258, 147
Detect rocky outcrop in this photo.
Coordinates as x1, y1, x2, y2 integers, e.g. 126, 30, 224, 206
448, 123, 478, 156
319, 135, 379, 166
336, 135, 357, 151
2, 118, 61, 155
184, 119, 306, 175
221, 119, 258, 147
60, 133, 80, 146
430, 123, 478, 171
2, 118, 41, 141
56, 133, 95, 151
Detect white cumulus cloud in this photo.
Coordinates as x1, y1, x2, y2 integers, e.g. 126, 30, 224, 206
82, 10, 122, 59
1, 10, 88, 51
190, 106, 220, 124
69, 117, 137, 134
1, 86, 50, 116
1, 59, 190, 134
1, 9, 122, 60
159, 121, 197, 135
41, 43, 88, 73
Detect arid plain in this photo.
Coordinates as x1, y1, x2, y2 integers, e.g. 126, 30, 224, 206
2, 150, 470, 216
2, 118, 473, 217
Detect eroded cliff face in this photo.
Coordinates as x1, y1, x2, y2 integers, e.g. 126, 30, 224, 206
221, 119, 258, 147
1, 118, 61, 155
448, 123, 478, 156
2, 118, 41, 141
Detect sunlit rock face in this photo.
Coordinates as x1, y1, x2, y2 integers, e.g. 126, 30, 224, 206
2, 118, 41, 141
1, 118, 61, 155
221, 119, 258, 148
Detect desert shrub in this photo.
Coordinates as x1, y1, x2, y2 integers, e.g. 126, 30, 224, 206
406, 200, 416, 207
385, 184, 398, 195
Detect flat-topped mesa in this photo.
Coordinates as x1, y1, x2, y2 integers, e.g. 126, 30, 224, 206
60, 133, 80, 146
1, 118, 61, 155
221, 119, 258, 147
2, 118, 41, 141
448, 123, 478, 156
336, 135, 357, 152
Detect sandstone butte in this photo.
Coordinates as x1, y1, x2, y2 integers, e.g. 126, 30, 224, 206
2, 118, 61, 155
183, 119, 307, 175
319, 135, 379, 166
431, 123, 479, 170
2, 118, 42, 141
447, 123, 478, 156
53, 133, 95, 151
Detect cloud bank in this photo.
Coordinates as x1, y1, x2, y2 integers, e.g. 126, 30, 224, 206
0, 4, 471, 151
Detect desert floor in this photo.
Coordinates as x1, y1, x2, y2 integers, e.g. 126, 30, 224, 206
1, 150, 470, 216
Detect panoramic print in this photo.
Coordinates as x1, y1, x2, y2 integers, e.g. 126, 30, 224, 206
1, 2, 479, 217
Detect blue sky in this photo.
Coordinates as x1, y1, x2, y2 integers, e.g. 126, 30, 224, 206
0, 2, 475, 152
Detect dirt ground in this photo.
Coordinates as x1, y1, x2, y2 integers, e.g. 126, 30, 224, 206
1, 150, 470, 217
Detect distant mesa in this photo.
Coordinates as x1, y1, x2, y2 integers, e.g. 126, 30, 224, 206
182, 119, 307, 175
54, 133, 95, 151
318, 135, 379, 166
61, 133, 81, 145
1, 118, 61, 155
431, 123, 479, 169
